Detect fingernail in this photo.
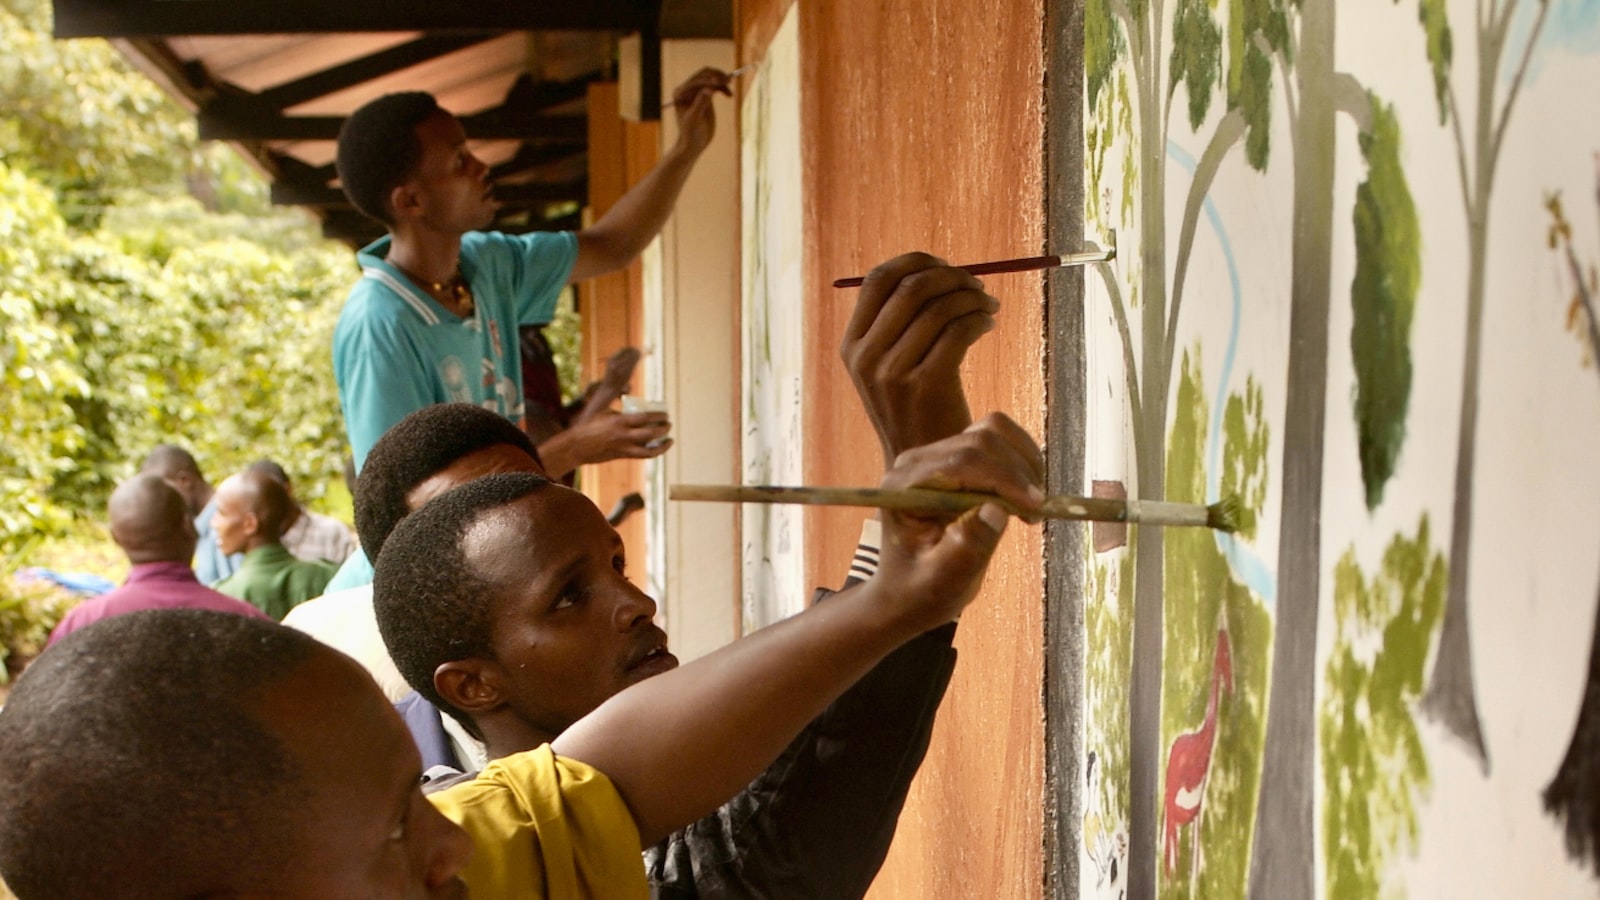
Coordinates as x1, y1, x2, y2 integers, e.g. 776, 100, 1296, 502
1028, 485, 1046, 504
978, 503, 1008, 533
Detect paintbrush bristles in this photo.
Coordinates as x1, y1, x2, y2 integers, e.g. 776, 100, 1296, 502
1206, 496, 1242, 533
670, 484, 1242, 532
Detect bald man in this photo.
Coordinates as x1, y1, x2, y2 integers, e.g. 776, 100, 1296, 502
47, 475, 268, 646
139, 443, 242, 584
210, 471, 338, 620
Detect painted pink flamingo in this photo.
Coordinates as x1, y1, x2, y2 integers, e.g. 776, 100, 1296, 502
1162, 627, 1233, 880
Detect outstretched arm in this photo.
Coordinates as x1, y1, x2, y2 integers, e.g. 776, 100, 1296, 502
553, 415, 1044, 845
569, 69, 733, 283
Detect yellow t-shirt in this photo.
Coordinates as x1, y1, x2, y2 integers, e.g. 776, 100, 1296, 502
428, 744, 647, 899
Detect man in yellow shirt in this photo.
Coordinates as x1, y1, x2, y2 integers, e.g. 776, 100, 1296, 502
364, 253, 1003, 894
0, 415, 1042, 898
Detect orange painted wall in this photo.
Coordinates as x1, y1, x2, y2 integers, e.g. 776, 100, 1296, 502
739, 0, 1049, 895
579, 82, 656, 570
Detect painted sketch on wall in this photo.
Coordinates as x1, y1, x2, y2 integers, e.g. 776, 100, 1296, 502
1078, 0, 1600, 896
738, 6, 805, 631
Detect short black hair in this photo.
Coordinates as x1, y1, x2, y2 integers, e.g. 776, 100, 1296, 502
374, 472, 552, 735
354, 402, 541, 559
335, 91, 441, 225
0, 611, 316, 898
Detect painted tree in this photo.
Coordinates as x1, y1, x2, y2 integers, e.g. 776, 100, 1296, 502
1415, 0, 1552, 771
1542, 184, 1600, 875
1249, 4, 1427, 896
1084, 2, 1420, 896
1083, 1, 1274, 892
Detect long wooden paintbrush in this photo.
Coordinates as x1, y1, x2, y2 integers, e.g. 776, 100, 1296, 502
670, 484, 1241, 532
831, 233, 1118, 289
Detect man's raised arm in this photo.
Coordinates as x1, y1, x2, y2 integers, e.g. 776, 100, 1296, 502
553, 414, 1045, 845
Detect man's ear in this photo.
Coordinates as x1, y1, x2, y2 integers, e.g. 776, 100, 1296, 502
388, 180, 422, 221
242, 511, 262, 540
434, 659, 505, 717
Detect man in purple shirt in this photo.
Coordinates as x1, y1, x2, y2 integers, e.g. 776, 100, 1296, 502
48, 475, 269, 646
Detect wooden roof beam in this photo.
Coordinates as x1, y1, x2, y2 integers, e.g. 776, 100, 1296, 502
274, 179, 588, 208
199, 105, 587, 142
54, 0, 660, 39
261, 33, 505, 110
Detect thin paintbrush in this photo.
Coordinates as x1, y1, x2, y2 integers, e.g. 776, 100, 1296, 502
670, 483, 1240, 532
832, 235, 1117, 289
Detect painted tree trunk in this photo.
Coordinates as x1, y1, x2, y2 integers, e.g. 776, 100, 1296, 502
1126, 73, 1171, 900
1423, 218, 1491, 767
1422, 6, 1516, 769
1248, 1, 1335, 896
1545, 592, 1600, 875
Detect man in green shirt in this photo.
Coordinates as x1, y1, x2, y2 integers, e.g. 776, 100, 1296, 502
211, 469, 337, 619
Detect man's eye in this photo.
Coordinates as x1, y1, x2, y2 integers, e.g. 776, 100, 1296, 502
554, 586, 584, 610
613, 556, 627, 576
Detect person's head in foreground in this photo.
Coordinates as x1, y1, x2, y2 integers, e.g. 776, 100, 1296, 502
0, 609, 472, 899
375, 470, 674, 757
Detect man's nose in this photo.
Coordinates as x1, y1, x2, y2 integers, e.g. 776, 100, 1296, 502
611, 585, 657, 632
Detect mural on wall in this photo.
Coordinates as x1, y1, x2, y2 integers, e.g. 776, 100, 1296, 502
738, 6, 806, 631
1080, 0, 1600, 897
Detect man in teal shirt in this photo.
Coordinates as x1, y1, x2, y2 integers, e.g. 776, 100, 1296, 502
332, 69, 733, 473
211, 471, 337, 620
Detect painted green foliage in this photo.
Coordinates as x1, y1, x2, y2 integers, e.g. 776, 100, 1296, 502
1171, 0, 1223, 131
1086, 0, 1126, 113
1415, 0, 1454, 124
1158, 348, 1273, 898
1350, 97, 1421, 510
1320, 519, 1446, 899
1086, 531, 1136, 856
1220, 376, 1270, 541
1226, 0, 1290, 170
1084, 0, 1138, 237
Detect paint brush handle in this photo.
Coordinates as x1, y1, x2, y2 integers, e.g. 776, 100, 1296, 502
669, 484, 1217, 528
831, 246, 1116, 288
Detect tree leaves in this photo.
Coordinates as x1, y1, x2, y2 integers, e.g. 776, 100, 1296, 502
0, 0, 353, 553
1170, 0, 1224, 131
1321, 518, 1446, 899
1416, 0, 1454, 124
1350, 97, 1420, 511
1227, 0, 1291, 169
